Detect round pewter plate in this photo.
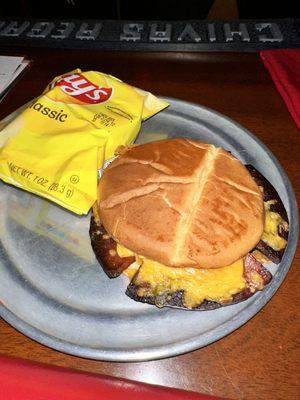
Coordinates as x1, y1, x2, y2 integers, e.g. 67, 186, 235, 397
0, 98, 298, 361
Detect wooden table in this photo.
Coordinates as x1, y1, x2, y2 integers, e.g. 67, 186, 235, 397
0, 48, 299, 400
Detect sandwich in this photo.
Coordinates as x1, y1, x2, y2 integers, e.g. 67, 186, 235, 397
90, 138, 289, 310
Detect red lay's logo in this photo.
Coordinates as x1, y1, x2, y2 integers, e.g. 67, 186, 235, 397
53, 73, 113, 104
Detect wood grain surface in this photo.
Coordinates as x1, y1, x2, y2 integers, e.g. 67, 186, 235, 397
0, 48, 299, 400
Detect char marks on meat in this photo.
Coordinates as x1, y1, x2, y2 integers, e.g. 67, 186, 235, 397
90, 216, 135, 278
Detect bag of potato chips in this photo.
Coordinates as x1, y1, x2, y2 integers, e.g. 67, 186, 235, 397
0, 69, 168, 214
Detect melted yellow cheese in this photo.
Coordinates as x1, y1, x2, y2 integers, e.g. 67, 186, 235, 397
117, 243, 246, 308
117, 243, 135, 258
135, 258, 245, 308
262, 201, 288, 251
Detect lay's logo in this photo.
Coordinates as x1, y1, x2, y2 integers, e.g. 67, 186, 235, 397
53, 73, 113, 104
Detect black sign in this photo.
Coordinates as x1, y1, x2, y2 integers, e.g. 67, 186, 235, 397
0, 18, 299, 51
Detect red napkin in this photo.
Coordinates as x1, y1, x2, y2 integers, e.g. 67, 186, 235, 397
0, 355, 226, 400
260, 49, 300, 130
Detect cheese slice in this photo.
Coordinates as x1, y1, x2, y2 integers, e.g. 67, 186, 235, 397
262, 201, 288, 251
117, 243, 135, 258
117, 243, 246, 308
133, 258, 245, 308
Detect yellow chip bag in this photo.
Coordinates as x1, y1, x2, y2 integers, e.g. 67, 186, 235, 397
0, 69, 168, 214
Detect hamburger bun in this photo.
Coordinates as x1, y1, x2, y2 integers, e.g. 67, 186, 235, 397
97, 138, 264, 269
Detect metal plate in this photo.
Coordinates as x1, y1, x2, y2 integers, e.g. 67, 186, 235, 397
0, 98, 298, 361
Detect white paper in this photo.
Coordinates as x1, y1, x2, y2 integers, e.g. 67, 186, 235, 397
0, 55, 30, 100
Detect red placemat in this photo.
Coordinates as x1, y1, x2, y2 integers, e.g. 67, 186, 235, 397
260, 49, 300, 130
0, 355, 227, 400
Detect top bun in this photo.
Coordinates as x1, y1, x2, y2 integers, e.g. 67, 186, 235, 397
98, 138, 264, 268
